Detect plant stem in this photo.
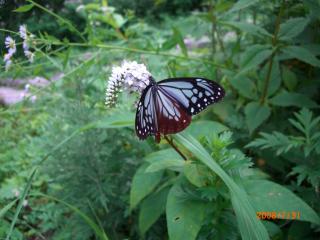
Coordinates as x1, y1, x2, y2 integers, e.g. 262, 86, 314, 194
37, 40, 230, 70
27, 0, 86, 42
164, 136, 187, 160
260, 1, 285, 104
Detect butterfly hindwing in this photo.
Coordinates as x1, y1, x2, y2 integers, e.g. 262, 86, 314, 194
154, 86, 191, 135
158, 78, 224, 115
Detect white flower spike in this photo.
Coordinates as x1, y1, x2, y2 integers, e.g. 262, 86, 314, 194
105, 61, 152, 107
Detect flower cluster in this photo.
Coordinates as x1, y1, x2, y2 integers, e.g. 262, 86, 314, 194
3, 25, 35, 71
4, 36, 16, 71
105, 61, 152, 107
19, 25, 35, 63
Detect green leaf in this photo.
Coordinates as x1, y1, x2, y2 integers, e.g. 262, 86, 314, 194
229, 76, 258, 100
245, 102, 271, 134
95, 111, 134, 128
185, 120, 228, 139
269, 91, 318, 108
175, 133, 269, 240
282, 66, 298, 91
14, 4, 34, 12
173, 27, 188, 57
139, 187, 170, 234
146, 158, 184, 172
33, 193, 109, 240
259, 58, 281, 97
228, 0, 259, 12
237, 45, 272, 76
245, 180, 320, 225
0, 199, 18, 219
282, 46, 320, 67
221, 21, 271, 38
279, 17, 309, 40
184, 162, 211, 187
130, 164, 163, 210
166, 183, 208, 240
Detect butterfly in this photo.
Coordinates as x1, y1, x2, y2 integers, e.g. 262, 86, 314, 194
135, 77, 225, 143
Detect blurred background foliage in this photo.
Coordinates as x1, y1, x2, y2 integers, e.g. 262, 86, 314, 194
1, 0, 320, 239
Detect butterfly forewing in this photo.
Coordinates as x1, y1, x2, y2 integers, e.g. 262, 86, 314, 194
135, 85, 156, 140
158, 78, 224, 115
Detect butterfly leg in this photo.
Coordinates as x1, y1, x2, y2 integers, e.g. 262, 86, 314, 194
164, 135, 187, 161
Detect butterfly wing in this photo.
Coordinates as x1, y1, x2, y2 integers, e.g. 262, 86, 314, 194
154, 86, 191, 136
135, 85, 157, 140
158, 78, 225, 115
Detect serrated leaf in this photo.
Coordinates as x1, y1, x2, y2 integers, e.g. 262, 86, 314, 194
228, 0, 259, 12
245, 180, 320, 225
279, 17, 309, 40
245, 102, 271, 134
139, 187, 170, 234
229, 76, 258, 100
282, 66, 298, 91
166, 184, 208, 240
282, 46, 320, 67
269, 91, 318, 108
237, 45, 272, 76
14, 4, 34, 12
130, 164, 163, 210
184, 163, 210, 187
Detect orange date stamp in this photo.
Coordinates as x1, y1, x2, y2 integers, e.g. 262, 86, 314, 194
256, 211, 300, 220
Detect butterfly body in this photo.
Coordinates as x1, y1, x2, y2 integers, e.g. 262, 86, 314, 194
135, 77, 224, 142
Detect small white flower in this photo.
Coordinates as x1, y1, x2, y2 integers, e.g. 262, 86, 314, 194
24, 50, 35, 63
101, 6, 108, 12
25, 84, 30, 91
5, 59, 12, 71
22, 199, 28, 207
12, 189, 20, 197
5, 36, 16, 54
19, 25, 27, 40
30, 95, 37, 103
105, 61, 152, 107
76, 4, 85, 12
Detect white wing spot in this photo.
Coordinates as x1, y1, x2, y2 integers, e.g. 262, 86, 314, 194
204, 98, 207, 102
191, 107, 194, 113
197, 103, 201, 107
199, 92, 203, 98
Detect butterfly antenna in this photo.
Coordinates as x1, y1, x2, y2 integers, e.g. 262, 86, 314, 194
164, 135, 187, 161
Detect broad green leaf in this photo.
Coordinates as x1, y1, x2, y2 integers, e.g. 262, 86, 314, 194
221, 21, 271, 38
130, 163, 163, 210
258, 58, 281, 97
146, 158, 184, 172
238, 45, 272, 76
245, 180, 320, 225
184, 162, 211, 187
139, 187, 170, 234
282, 66, 298, 91
14, 4, 34, 12
175, 133, 269, 240
185, 120, 228, 139
282, 46, 320, 67
229, 76, 258, 100
269, 91, 318, 108
245, 102, 271, 134
166, 183, 208, 240
228, 0, 259, 12
279, 17, 309, 40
